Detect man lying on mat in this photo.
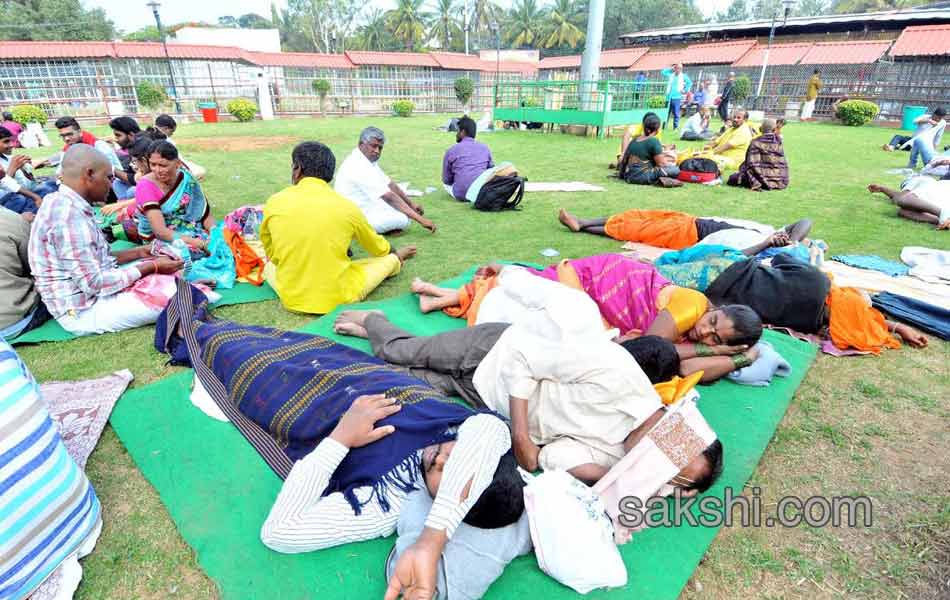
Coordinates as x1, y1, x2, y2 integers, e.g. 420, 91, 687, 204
155, 283, 523, 600
333, 274, 724, 488
557, 208, 812, 253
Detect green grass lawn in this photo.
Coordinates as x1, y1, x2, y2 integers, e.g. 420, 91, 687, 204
17, 115, 949, 599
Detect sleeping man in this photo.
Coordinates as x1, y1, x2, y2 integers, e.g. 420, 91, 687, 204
334, 270, 723, 490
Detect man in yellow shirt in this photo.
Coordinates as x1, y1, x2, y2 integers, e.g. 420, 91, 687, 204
677, 109, 757, 171
261, 142, 416, 314
801, 69, 822, 121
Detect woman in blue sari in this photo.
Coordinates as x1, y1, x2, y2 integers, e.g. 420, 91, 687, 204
131, 140, 213, 253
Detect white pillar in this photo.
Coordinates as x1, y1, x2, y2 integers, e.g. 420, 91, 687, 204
257, 69, 275, 120
578, 0, 605, 110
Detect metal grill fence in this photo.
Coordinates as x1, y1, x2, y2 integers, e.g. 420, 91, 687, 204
0, 56, 945, 123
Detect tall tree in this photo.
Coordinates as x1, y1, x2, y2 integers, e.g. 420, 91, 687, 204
218, 15, 240, 28
542, 0, 585, 49
285, 0, 362, 53
123, 25, 162, 42
0, 0, 115, 41
238, 13, 274, 29
468, 0, 503, 51
715, 0, 751, 22
831, 0, 927, 11
386, 0, 430, 51
796, 0, 830, 16
602, 0, 702, 49
505, 0, 546, 48
354, 8, 394, 50
430, 0, 463, 51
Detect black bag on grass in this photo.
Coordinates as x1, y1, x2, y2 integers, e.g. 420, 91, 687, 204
473, 175, 525, 211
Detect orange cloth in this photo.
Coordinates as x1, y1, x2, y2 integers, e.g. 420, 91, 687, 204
826, 286, 901, 354
443, 267, 499, 326
223, 229, 266, 286
653, 371, 703, 406
604, 210, 699, 250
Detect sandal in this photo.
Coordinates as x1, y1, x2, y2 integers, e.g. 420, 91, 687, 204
657, 177, 683, 188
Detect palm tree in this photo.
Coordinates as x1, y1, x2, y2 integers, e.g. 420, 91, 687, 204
430, 0, 462, 51
355, 9, 390, 50
469, 0, 502, 47
506, 0, 546, 48
831, 0, 927, 11
542, 0, 585, 49
387, 0, 430, 52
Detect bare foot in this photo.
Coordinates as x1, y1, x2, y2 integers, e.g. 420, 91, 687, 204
558, 208, 581, 232
410, 278, 439, 296
419, 295, 444, 313
938, 220, 950, 231
333, 309, 384, 338
882, 144, 894, 152
395, 246, 417, 263
867, 184, 885, 194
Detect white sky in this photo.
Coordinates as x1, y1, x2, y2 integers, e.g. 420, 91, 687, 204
88, 0, 731, 35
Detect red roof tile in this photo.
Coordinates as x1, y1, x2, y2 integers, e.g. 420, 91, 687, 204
429, 52, 487, 70
628, 49, 688, 71
798, 40, 891, 65
246, 51, 355, 69
345, 51, 439, 67
599, 47, 650, 68
732, 42, 813, 67
683, 40, 757, 65
114, 42, 245, 60
538, 54, 581, 69
496, 61, 537, 74
0, 41, 116, 59
891, 24, 950, 57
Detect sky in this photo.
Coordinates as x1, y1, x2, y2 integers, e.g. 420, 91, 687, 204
88, 0, 731, 35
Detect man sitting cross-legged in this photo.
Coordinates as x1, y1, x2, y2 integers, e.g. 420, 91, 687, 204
727, 118, 789, 191
157, 283, 524, 600
0, 126, 58, 216
334, 126, 436, 234
334, 306, 722, 489
261, 141, 417, 315
442, 116, 494, 201
28, 145, 183, 336
678, 109, 757, 170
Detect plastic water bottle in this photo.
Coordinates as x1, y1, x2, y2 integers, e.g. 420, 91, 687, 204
242, 210, 261, 241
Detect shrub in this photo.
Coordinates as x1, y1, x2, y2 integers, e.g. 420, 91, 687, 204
732, 75, 752, 103
647, 95, 667, 109
312, 79, 331, 99
522, 96, 541, 108
11, 104, 47, 125
454, 77, 474, 107
136, 81, 168, 110
226, 98, 258, 122
392, 99, 414, 117
835, 99, 880, 127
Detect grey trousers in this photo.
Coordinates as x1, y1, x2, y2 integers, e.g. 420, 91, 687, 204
365, 313, 509, 409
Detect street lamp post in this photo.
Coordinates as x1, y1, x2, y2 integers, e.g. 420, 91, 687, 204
146, 1, 182, 114
756, 0, 798, 98
490, 19, 500, 107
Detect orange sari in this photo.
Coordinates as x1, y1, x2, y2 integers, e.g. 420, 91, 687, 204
604, 210, 699, 250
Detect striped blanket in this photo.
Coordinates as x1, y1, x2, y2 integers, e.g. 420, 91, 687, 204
0, 341, 100, 600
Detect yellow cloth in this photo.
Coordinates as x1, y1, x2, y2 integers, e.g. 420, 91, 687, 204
653, 372, 703, 406
261, 177, 395, 314
656, 286, 709, 336
825, 285, 901, 354
677, 124, 756, 170
806, 75, 822, 101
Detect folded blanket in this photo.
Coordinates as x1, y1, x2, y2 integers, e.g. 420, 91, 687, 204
830, 255, 910, 277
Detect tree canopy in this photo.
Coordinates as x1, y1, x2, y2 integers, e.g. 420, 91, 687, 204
0, 0, 115, 41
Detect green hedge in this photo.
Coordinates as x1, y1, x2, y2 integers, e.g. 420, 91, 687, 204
835, 99, 880, 127
10, 104, 47, 125
136, 81, 168, 109
226, 98, 258, 122
454, 77, 474, 106
392, 99, 414, 117
647, 95, 667, 109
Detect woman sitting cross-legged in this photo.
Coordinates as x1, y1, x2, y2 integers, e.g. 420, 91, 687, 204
616, 112, 681, 186
412, 257, 764, 383
127, 140, 214, 254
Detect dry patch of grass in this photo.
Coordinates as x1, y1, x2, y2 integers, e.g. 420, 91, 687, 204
180, 135, 300, 152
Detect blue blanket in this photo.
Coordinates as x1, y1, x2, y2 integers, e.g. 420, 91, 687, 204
831, 255, 909, 277
871, 292, 950, 340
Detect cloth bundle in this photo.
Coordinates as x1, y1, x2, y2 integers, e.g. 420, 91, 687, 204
727, 341, 791, 386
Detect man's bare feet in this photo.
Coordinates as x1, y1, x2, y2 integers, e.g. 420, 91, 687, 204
395, 246, 417, 263
867, 184, 885, 194
882, 144, 894, 152
333, 309, 384, 338
410, 278, 438, 296
938, 220, 950, 231
419, 295, 444, 313
558, 208, 581, 232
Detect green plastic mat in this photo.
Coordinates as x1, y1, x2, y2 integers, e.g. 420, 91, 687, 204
109, 272, 817, 600
9, 240, 276, 345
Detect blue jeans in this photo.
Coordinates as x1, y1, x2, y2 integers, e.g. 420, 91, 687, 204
0, 192, 37, 214
668, 99, 682, 128
113, 179, 136, 200
909, 136, 936, 168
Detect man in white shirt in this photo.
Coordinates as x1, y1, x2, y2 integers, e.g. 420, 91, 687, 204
680, 106, 714, 141
0, 126, 58, 216
334, 126, 436, 234
334, 267, 713, 485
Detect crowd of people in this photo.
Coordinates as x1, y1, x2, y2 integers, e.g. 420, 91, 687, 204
0, 85, 944, 600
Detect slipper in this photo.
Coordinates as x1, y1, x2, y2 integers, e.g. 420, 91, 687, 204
657, 177, 684, 188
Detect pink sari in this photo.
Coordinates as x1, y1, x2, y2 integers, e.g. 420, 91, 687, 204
532, 254, 671, 335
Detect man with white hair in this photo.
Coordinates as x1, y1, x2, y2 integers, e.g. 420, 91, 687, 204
335, 126, 436, 234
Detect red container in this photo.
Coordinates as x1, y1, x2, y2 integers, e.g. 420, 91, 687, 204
200, 106, 219, 123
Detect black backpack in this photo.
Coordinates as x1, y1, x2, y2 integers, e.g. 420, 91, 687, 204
678, 157, 720, 175
473, 175, 525, 211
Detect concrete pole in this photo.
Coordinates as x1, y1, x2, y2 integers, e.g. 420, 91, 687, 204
578, 0, 605, 111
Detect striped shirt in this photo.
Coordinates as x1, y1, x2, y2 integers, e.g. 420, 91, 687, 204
27, 184, 140, 319
260, 413, 510, 553
0, 340, 100, 600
